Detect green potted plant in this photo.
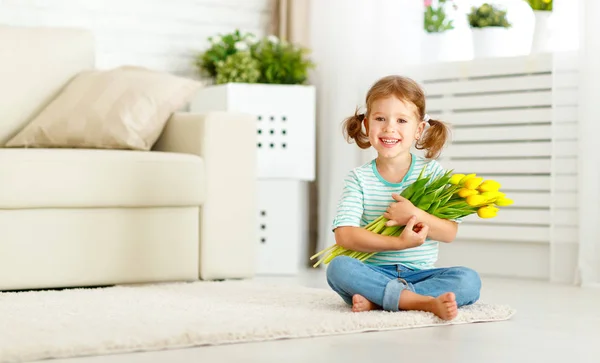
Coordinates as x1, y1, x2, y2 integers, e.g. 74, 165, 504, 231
424, 0, 455, 34
195, 30, 314, 85
468, 3, 513, 58
191, 30, 317, 181
526, 0, 553, 53
422, 0, 464, 62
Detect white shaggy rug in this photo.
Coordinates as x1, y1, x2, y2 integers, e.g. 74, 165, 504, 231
0, 280, 515, 363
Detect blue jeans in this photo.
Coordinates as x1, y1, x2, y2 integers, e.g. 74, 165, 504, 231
326, 256, 481, 312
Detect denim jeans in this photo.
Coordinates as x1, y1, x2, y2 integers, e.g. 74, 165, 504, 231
326, 255, 481, 312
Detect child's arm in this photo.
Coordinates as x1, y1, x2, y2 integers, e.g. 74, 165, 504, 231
414, 210, 458, 243
335, 216, 429, 252
384, 194, 458, 243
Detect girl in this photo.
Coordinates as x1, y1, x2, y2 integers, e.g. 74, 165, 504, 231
326, 75, 481, 320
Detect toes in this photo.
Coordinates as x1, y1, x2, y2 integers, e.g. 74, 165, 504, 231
442, 292, 456, 301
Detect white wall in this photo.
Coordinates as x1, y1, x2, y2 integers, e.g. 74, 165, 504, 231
0, 0, 271, 77
309, 0, 424, 253
578, 0, 600, 286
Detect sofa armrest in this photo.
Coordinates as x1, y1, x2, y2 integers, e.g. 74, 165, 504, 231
154, 111, 257, 280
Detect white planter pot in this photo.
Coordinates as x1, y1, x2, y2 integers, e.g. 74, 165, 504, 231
190, 83, 316, 181
471, 27, 515, 59
531, 10, 553, 53
422, 31, 472, 63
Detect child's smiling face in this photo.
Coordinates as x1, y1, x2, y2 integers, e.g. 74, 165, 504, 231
364, 96, 426, 160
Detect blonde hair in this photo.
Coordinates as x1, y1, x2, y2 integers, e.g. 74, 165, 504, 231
342, 75, 450, 159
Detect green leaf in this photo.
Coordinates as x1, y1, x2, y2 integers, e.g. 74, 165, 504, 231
427, 199, 442, 214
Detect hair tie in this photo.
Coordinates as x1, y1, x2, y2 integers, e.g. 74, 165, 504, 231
357, 114, 365, 121
423, 113, 431, 123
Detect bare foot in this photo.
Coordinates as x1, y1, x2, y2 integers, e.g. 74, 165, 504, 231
426, 292, 458, 321
399, 290, 458, 320
352, 294, 378, 312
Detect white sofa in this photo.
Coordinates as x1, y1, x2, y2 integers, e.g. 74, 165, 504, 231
0, 26, 257, 290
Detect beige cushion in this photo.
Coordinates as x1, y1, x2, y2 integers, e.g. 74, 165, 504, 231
0, 149, 205, 209
5, 66, 201, 150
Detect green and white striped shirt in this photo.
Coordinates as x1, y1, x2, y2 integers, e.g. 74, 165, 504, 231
332, 154, 449, 270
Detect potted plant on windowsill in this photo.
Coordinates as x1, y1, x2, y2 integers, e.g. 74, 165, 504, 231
191, 29, 317, 181
468, 3, 513, 58
422, 0, 460, 63
526, 0, 553, 53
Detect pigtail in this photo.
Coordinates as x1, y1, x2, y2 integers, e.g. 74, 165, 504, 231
416, 119, 451, 159
342, 108, 371, 149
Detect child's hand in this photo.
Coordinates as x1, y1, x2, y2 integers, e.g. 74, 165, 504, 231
397, 216, 429, 249
384, 193, 419, 227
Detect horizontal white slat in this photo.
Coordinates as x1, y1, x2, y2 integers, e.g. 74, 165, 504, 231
458, 224, 549, 242
465, 208, 577, 226
445, 142, 549, 158
553, 71, 580, 88
482, 175, 550, 191
553, 140, 578, 156
445, 157, 576, 175
446, 175, 575, 193
549, 229, 578, 244
551, 209, 579, 226
452, 125, 551, 142
428, 91, 552, 111
551, 176, 579, 192
424, 74, 552, 96
443, 159, 551, 174
444, 140, 577, 158
550, 191, 578, 208
438, 240, 549, 279
483, 191, 573, 208
437, 108, 552, 126
552, 226, 579, 243
553, 122, 578, 140
553, 89, 579, 106
552, 106, 579, 123
408, 54, 554, 81
458, 224, 575, 243
476, 209, 550, 225
552, 157, 578, 174
508, 192, 550, 208
437, 105, 578, 126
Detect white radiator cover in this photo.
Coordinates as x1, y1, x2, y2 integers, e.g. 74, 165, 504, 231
403, 54, 579, 281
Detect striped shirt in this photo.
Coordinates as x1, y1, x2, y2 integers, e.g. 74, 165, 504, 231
332, 153, 450, 270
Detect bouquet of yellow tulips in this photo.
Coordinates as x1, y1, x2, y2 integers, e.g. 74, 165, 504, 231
310, 169, 514, 267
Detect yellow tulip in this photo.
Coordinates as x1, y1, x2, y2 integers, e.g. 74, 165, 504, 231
495, 197, 514, 206
477, 205, 499, 219
449, 174, 465, 185
459, 173, 477, 185
478, 180, 501, 192
464, 177, 484, 190
466, 194, 487, 206
458, 188, 479, 198
481, 191, 505, 201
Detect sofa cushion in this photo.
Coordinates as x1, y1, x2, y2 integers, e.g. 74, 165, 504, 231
0, 149, 205, 209
4, 66, 201, 151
